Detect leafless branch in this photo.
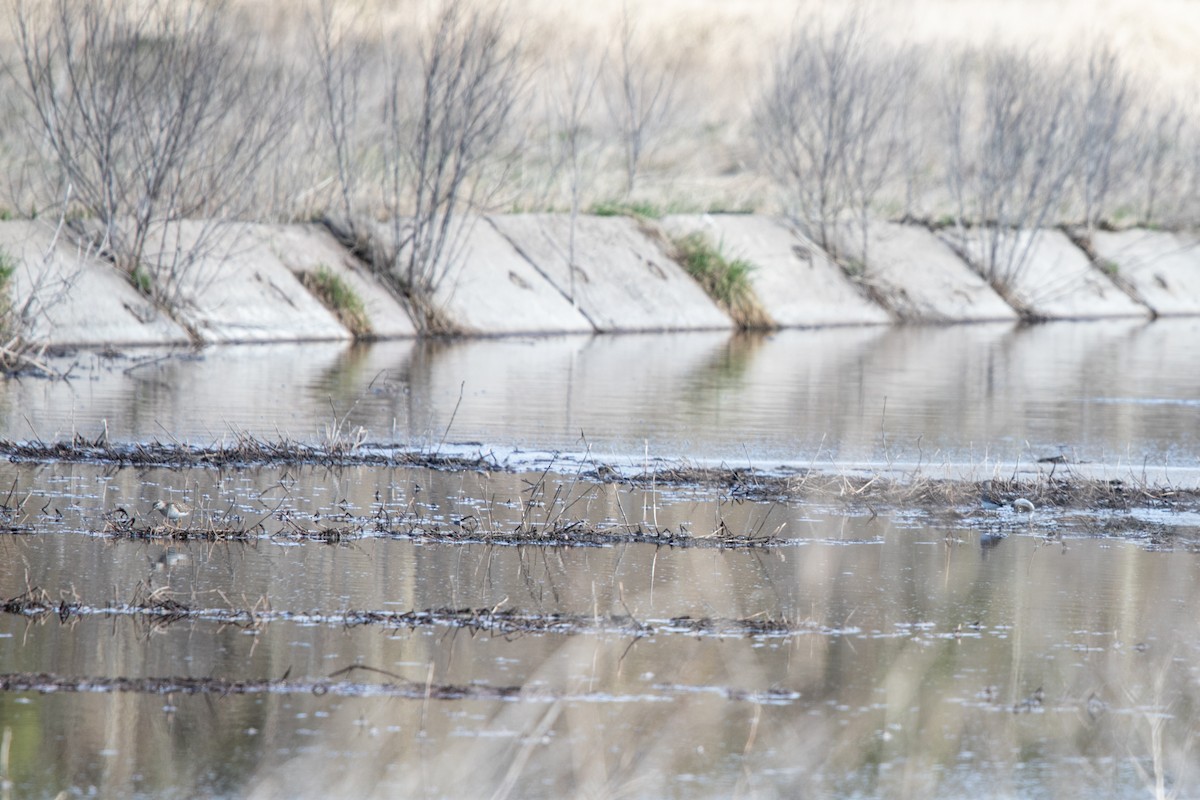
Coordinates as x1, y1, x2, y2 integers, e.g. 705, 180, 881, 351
940, 48, 1080, 288
754, 11, 907, 261
384, 0, 524, 299
604, 4, 678, 198
551, 44, 604, 303
14, 0, 293, 309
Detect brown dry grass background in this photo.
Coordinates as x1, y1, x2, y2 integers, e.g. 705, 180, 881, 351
4, 0, 1200, 227
209, 0, 1200, 221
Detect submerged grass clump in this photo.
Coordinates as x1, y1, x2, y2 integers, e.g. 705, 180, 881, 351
302, 264, 371, 338
672, 232, 772, 329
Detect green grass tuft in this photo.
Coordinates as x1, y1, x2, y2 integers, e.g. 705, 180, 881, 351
303, 265, 372, 338
672, 232, 771, 329
130, 266, 153, 296
589, 199, 664, 219
841, 257, 867, 278
0, 249, 15, 289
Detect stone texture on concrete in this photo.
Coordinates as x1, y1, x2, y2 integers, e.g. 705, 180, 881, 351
942, 228, 1150, 319
263, 224, 417, 338
150, 222, 352, 343
660, 214, 890, 327
362, 217, 593, 335
1090, 229, 1200, 316
490, 214, 732, 332
834, 221, 1018, 322
0, 221, 189, 347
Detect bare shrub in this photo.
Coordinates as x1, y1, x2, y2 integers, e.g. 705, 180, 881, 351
940, 48, 1080, 289
14, 0, 292, 309
0, 251, 51, 373
0, 205, 84, 375
1129, 100, 1189, 227
550, 44, 605, 304
605, 5, 678, 198
386, 2, 521, 301
1069, 44, 1133, 231
310, 0, 371, 235
311, 0, 523, 323
754, 11, 909, 262
894, 63, 935, 222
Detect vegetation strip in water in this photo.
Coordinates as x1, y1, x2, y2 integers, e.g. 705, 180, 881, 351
0, 671, 523, 700
90, 508, 781, 549
0, 436, 494, 470
0, 671, 799, 704
2, 585, 829, 638
1, 438, 1196, 512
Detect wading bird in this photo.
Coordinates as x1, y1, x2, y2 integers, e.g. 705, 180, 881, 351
153, 500, 192, 524
980, 482, 1035, 514
1012, 497, 1035, 513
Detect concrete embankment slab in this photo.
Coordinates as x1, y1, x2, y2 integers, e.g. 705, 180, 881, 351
661, 214, 889, 327
147, 222, 352, 344
834, 221, 1017, 322
943, 229, 1150, 319
1089, 229, 1200, 316
440, 219, 594, 334
265, 224, 416, 338
0, 221, 189, 347
490, 214, 732, 332
363, 217, 593, 335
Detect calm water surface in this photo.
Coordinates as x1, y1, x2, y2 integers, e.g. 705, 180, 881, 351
8, 318, 1200, 471
2, 321, 1200, 798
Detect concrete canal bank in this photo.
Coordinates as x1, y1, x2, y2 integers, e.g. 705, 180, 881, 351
3, 215, 1195, 347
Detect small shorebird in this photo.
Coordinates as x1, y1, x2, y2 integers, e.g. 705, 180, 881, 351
980, 482, 1035, 514
153, 500, 192, 524
980, 492, 1005, 511
980, 480, 1005, 511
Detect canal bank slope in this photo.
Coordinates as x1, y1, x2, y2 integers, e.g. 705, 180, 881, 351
3, 215, 1194, 347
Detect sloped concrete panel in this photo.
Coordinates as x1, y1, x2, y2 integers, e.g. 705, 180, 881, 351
836, 221, 1017, 322
491, 214, 732, 332
148, 222, 352, 344
264, 224, 417, 338
441, 219, 593, 334
364, 217, 593, 335
943, 228, 1150, 319
661, 214, 889, 327
0, 221, 189, 347
1090, 229, 1200, 316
